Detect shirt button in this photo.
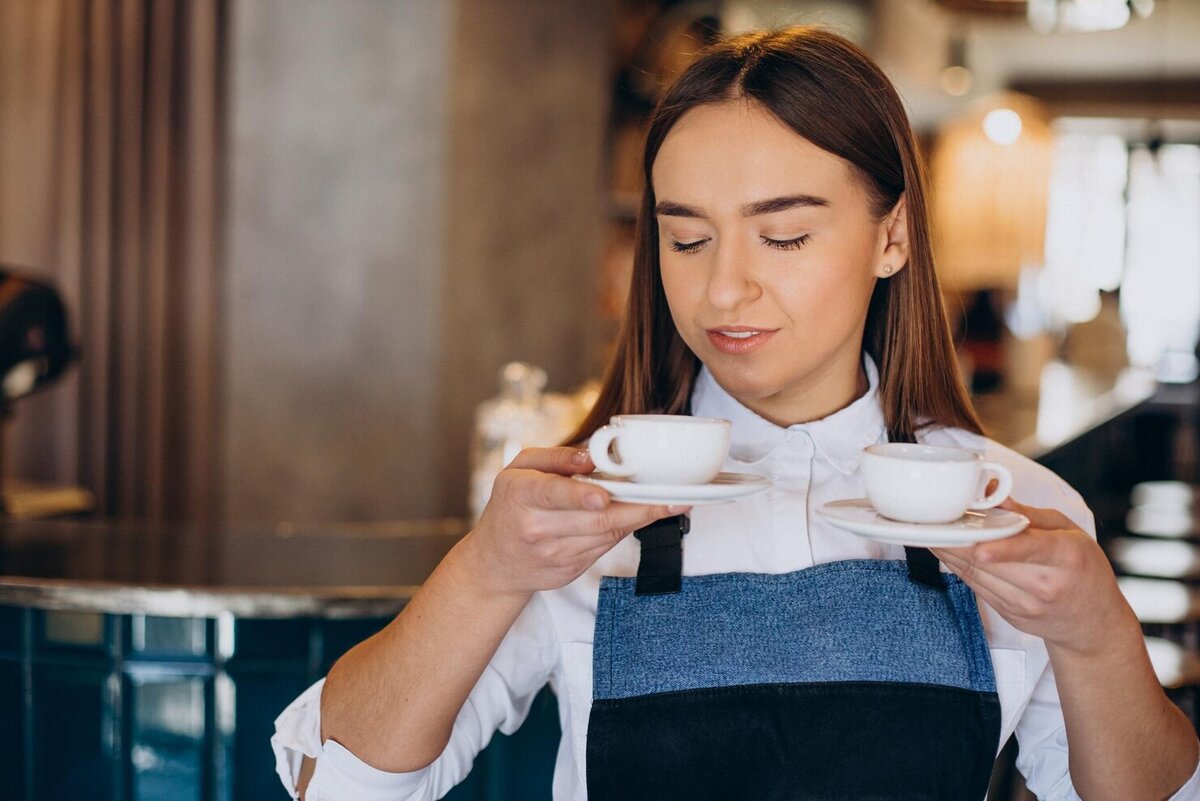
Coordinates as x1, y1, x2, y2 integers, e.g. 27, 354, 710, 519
786, 430, 811, 450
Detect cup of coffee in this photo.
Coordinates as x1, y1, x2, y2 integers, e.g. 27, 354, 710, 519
861, 443, 1013, 524
588, 415, 731, 484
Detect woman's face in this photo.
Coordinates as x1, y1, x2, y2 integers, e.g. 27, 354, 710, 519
653, 100, 907, 426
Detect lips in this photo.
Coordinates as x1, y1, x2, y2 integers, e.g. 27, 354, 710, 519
705, 326, 778, 355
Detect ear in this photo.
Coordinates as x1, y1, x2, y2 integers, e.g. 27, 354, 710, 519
874, 194, 910, 279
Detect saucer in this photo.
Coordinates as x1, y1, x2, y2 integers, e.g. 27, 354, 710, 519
573, 472, 771, 506
815, 498, 1029, 547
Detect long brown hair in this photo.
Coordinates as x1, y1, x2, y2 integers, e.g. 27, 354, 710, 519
568, 26, 981, 446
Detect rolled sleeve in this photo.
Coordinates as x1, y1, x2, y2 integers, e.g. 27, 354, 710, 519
304, 740, 434, 801
271, 592, 559, 801
271, 678, 326, 799
1013, 660, 1082, 801
1167, 759, 1200, 800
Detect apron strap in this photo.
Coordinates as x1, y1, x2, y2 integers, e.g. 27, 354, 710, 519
889, 428, 946, 591
904, 546, 945, 590
634, 514, 690, 596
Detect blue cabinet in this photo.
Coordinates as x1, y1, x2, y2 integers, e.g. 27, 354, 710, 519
0, 605, 561, 800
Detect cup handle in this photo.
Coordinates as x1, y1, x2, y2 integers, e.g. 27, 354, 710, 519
588, 425, 634, 477
970, 462, 1013, 510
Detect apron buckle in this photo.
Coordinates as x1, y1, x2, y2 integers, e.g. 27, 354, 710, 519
633, 514, 690, 596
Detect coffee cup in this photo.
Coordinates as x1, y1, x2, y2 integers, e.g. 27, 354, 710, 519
861, 443, 1013, 524
588, 415, 731, 485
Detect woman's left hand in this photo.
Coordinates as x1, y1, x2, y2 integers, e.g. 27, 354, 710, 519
930, 497, 1136, 656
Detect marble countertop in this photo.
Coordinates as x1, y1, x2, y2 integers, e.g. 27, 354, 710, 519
0, 517, 467, 617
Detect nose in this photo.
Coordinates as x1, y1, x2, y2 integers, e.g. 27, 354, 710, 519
705, 237, 762, 311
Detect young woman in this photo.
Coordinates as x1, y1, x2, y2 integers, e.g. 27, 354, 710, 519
274, 27, 1200, 800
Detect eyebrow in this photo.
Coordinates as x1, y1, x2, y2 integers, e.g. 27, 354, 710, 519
655, 194, 830, 219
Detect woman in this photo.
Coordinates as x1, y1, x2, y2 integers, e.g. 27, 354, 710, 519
274, 27, 1200, 800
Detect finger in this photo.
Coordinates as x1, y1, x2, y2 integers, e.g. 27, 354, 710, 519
513, 470, 613, 512
506, 446, 595, 476
929, 547, 973, 570
961, 580, 1022, 621
515, 470, 694, 518
929, 544, 977, 562
577, 529, 638, 563
971, 531, 1050, 566
556, 503, 687, 538
563, 527, 648, 577
604, 503, 691, 534
934, 547, 1055, 598
997, 496, 1074, 531
935, 549, 1033, 602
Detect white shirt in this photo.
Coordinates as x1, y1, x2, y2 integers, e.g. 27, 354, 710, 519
273, 357, 1200, 801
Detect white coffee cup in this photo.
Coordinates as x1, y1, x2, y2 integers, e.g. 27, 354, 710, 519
861, 443, 1013, 524
588, 415, 731, 485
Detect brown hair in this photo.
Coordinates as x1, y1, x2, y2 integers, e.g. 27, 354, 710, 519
568, 26, 981, 446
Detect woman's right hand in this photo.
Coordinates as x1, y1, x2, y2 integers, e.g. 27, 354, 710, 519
462, 446, 686, 597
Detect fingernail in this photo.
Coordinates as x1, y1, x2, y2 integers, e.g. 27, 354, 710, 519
584, 493, 606, 510
571, 450, 590, 465
667, 505, 691, 514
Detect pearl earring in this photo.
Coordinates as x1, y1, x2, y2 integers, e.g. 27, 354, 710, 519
882, 265, 893, 275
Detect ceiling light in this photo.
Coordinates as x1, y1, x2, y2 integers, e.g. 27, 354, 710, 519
939, 30, 973, 96
941, 66, 974, 96
1028, 0, 1153, 34
983, 108, 1023, 145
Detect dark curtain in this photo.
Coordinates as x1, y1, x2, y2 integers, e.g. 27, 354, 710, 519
0, 0, 225, 552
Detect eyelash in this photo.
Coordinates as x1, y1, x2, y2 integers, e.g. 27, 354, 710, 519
667, 234, 811, 253
762, 234, 811, 251
669, 239, 707, 253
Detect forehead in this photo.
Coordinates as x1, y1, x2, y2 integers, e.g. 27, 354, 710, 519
652, 100, 862, 207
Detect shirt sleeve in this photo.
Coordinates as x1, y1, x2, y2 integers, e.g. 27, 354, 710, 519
271, 591, 559, 801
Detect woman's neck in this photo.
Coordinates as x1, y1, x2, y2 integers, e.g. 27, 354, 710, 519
737, 353, 869, 429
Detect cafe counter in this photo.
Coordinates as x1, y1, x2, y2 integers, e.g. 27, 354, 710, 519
0, 518, 566, 801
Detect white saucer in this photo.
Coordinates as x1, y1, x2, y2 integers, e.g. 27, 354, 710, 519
815, 498, 1029, 547
573, 471, 771, 506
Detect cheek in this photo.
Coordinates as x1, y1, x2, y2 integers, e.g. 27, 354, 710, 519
659, 261, 703, 321
660, 262, 719, 357
775, 257, 874, 326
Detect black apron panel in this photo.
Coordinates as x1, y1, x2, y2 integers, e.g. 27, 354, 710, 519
586, 681, 1001, 801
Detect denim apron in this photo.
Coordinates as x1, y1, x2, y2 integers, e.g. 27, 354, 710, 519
584, 523, 1002, 801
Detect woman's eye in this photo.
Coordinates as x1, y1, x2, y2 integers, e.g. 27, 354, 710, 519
669, 238, 709, 253
762, 234, 811, 251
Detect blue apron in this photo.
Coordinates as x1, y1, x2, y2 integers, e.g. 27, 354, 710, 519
585, 529, 1002, 800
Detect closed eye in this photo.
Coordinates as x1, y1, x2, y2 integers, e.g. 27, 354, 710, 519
669, 238, 709, 254
762, 234, 811, 251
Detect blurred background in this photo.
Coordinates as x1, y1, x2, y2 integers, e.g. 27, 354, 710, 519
1, 0, 1198, 527
1, 1, 1199, 800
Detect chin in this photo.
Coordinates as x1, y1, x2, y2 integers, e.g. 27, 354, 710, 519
703, 362, 785, 404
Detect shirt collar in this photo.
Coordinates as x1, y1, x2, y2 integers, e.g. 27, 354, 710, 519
690, 354, 887, 474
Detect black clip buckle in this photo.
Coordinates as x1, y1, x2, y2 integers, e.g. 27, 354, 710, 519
634, 514, 690, 596
904, 546, 946, 590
